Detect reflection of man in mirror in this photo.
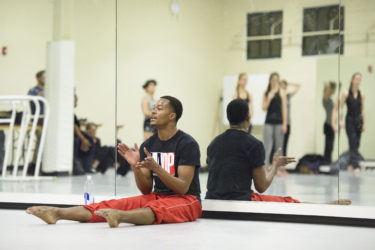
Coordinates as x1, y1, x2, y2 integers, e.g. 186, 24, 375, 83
27, 96, 203, 227
332, 73, 366, 174
323, 81, 337, 164
205, 99, 351, 205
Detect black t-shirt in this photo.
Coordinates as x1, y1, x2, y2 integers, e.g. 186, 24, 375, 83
265, 92, 282, 124
205, 129, 265, 201
140, 130, 201, 200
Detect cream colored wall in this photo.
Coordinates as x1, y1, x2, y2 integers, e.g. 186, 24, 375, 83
0, 0, 53, 94
1, 0, 374, 163
116, 0, 224, 163
71, 0, 116, 146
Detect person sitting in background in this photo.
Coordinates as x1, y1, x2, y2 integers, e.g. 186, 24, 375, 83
27, 70, 46, 174
205, 99, 351, 205
88, 123, 131, 176
73, 94, 95, 174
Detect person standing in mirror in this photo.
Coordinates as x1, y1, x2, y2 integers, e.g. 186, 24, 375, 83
322, 81, 337, 164
262, 72, 288, 176
280, 80, 300, 156
232, 73, 254, 134
332, 73, 365, 174
205, 99, 351, 205
142, 79, 157, 141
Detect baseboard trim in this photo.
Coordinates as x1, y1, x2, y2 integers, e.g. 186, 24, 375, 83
1, 202, 375, 228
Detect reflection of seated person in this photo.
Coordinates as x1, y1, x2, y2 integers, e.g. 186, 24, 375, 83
73, 95, 95, 174
205, 99, 350, 205
87, 123, 131, 176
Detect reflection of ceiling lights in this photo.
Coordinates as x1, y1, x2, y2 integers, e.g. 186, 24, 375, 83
171, 0, 180, 16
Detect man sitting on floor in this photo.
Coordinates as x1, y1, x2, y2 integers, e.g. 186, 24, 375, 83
27, 96, 202, 227
205, 99, 350, 205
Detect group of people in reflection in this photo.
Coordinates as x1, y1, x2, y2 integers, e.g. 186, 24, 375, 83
232, 72, 300, 176
27, 77, 353, 227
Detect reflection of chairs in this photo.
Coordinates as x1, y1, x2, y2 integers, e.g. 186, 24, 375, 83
0, 95, 52, 180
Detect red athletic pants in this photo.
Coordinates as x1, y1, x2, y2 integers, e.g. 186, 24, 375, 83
251, 193, 300, 203
83, 192, 202, 224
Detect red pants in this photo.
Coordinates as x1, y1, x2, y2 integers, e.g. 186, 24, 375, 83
83, 192, 202, 224
251, 193, 300, 203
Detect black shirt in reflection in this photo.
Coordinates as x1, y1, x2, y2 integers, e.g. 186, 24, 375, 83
139, 130, 201, 201
205, 129, 265, 201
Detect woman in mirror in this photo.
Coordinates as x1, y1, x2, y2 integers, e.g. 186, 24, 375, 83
262, 72, 288, 176
142, 79, 157, 141
322, 81, 337, 164
232, 73, 254, 134
280, 80, 300, 156
332, 73, 365, 174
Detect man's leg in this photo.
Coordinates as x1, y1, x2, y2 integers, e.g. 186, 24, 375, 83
27, 193, 156, 225
251, 193, 351, 205
26, 206, 92, 224
95, 194, 202, 227
95, 207, 155, 227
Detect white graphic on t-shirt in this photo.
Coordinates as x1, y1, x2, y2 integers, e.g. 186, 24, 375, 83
152, 152, 175, 175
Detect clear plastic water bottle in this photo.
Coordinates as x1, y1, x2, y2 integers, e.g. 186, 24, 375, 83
84, 175, 95, 205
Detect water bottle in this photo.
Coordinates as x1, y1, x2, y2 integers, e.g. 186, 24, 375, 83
84, 175, 95, 205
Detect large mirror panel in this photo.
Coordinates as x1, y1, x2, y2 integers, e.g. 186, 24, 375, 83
0, 0, 117, 201
338, 0, 375, 206
114, 0, 343, 205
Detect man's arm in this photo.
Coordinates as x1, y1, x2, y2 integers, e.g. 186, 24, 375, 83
136, 148, 195, 195
118, 143, 153, 194
252, 148, 295, 193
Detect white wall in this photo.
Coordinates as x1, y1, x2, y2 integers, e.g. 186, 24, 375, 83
0, 0, 53, 94
1, 0, 375, 164
116, 0, 224, 164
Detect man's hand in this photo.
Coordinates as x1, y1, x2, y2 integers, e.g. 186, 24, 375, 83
272, 148, 295, 167
135, 148, 159, 171
117, 143, 140, 167
80, 138, 91, 152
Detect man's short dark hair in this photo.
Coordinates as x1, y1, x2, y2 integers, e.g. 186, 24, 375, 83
160, 96, 183, 122
227, 99, 249, 125
36, 70, 45, 78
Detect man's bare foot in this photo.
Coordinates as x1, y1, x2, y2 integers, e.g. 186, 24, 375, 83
26, 206, 60, 224
326, 199, 352, 205
95, 209, 122, 228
